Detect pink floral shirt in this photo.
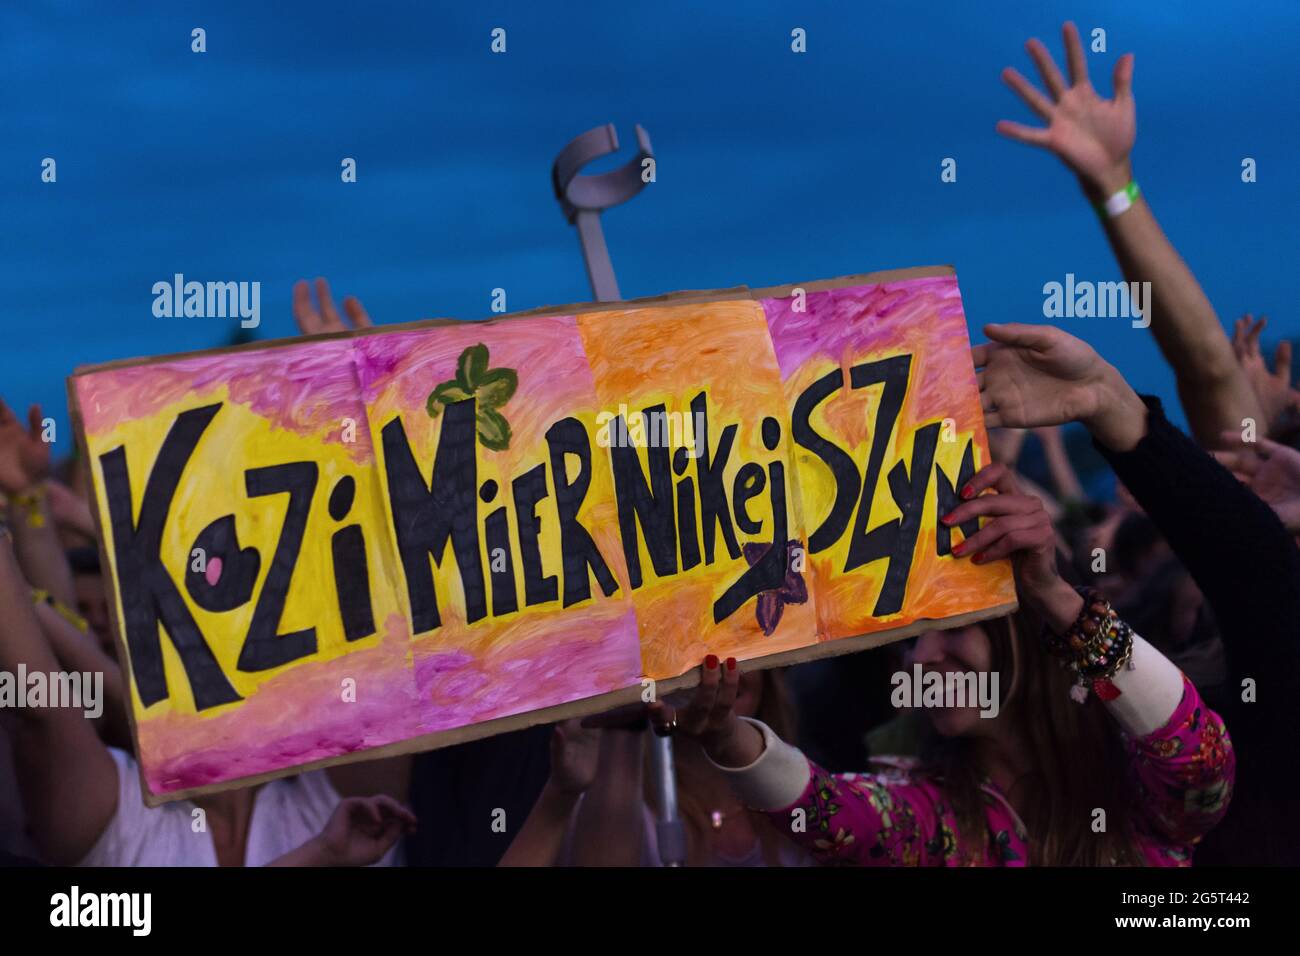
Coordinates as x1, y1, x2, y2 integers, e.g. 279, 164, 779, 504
765, 675, 1233, 866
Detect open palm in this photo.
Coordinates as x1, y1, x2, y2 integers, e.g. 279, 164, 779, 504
1215, 435, 1300, 533
998, 22, 1136, 197
973, 324, 1110, 430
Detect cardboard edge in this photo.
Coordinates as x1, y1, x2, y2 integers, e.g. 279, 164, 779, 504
68, 267, 954, 382
66, 376, 155, 804
749, 264, 955, 301
139, 598, 1017, 806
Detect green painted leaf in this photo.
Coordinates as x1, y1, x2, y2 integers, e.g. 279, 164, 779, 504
426, 380, 473, 417
477, 407, 511, 451
475, 367, 518, 409
458, 343, 490, 390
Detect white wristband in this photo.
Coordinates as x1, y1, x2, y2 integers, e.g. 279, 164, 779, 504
1099, 180, 1140, 219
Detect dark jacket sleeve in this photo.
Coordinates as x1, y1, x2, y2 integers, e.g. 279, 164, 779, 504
1094, 397, 1300, 781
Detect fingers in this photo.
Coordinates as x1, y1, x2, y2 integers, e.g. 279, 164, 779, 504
957, 461, 1018, 501
1246, 315, 1267, 354
292, 279, 320, 334
1211, 448, 1256, 479
26, 404, 43, 438
1063, 22, 1090, 88
369, 794, 418, 830
346, 795, 417, 837
679, 655, 722, 735
1232, 314, 1251, 356
1112, 52, 1134, 101
983, 322, 1056, 350
713, 657, 740, 725
1256, 437, 1294, 459
295, 279, 370, 334
942, 484, 1039, 527
0, 398, 15, 426
963, 513, 1054, 564
1025, 37, 1067, 99
343, 296, 373, 329
995, 119, 1050, 147
650, 656, 739, 739
315, 278, 343, 330
647, 700, 674, 735
1001, 67, 1054, 120
1275, 339, 1292, 382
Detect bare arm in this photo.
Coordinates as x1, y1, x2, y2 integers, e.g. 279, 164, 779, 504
1095, 198, 1260, 444
497, 781, 583, 867
6, 486, 76, 607
997, 22, 1263, 446
0, 400, 77, 606
0, 525, 118, 864
566, 729, 647, 866
31, 599, 131, 749
268, 795, 416, 866
500, 719, 602, 867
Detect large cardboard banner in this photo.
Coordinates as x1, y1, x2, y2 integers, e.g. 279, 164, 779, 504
70, 265, 1016, 803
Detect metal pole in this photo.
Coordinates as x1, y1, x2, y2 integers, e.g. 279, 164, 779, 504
552, 124, 686, 865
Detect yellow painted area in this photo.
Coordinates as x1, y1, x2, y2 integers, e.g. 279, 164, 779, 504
84, 386, 407, 720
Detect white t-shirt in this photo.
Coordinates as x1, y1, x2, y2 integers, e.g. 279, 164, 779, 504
78, 748, 401, 867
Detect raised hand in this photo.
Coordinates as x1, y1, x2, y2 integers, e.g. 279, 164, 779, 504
1214, 432, 1300, 534
974, 323, 1112, 428
974, 323, 1149, 452
292, 277, 372, 335
0, 399, 51, 495
1232, 314, 1298, 438
998, 21, 1135, 200
547, 718, 603, 795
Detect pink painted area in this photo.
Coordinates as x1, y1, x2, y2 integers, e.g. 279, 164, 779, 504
126, 314, 644, 790
415, 608, 643, 733
137, 615, 424, 793
204, 557, 223, 587
761, 276, 969, 378
75, 339, 376, 463
761, 276, 981, 435
353, 314, 594, 472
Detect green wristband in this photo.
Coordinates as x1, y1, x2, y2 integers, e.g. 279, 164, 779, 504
1094, 180, 1140, 220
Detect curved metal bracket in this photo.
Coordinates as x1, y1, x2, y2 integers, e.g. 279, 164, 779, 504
551, 123, 654, 302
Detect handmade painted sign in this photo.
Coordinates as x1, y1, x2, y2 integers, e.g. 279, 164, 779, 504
69, 265, 1015, 803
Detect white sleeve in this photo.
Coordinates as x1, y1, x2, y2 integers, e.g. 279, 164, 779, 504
703, 717, 811, 811
76, 747, 146, 867
1105, 633, 1188, 737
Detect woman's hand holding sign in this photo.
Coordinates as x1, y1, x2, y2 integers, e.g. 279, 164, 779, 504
648, 655, 763, 769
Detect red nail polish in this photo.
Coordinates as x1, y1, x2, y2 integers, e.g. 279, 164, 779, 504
726, 657, 737, 671
951, 542, 966, 556
960, 486, 975, 500
973, 552, 986, 563
705, 654, 719, 670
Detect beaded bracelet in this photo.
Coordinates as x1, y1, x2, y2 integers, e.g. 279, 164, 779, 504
11, 485, 47, 529
1044, 587, 1135, 703
30, 587, 89, 634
